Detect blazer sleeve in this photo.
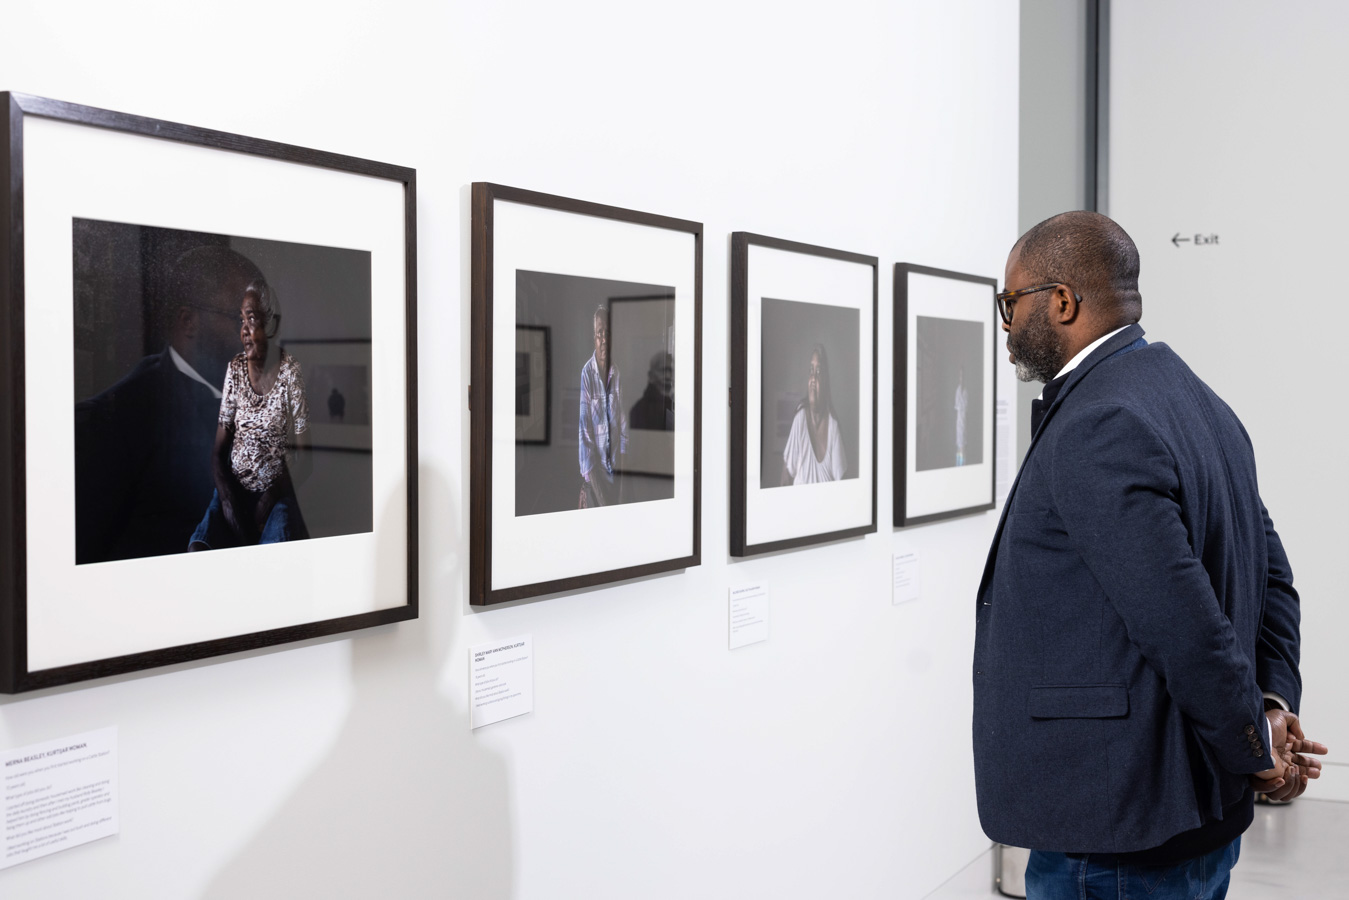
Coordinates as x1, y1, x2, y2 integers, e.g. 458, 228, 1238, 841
1233, 414, 1304, 711
1046, 403, 1276, 776
1256, 504, 1302, 711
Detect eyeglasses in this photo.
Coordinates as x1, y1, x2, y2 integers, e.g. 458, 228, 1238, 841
994, 283, 1082, 325
183, 303, 237, 323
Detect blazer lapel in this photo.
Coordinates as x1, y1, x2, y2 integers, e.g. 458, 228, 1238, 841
975, 324, 1147, 603
1031, 323, 1145, 442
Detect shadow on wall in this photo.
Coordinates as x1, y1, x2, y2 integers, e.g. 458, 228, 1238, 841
201, 466, 514, 899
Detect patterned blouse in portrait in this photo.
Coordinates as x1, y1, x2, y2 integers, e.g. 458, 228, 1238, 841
218, 350, 309, 492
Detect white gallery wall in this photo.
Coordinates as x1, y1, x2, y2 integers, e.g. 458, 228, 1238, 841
1109, 1, 1349, 800
0, 2, 1019, 897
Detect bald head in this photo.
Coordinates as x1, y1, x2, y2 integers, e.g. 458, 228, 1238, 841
169, 245, 263, 307
163, 245, 266, 387
1012, 211, 1142, 328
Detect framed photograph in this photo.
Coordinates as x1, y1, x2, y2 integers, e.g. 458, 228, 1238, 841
730, 233, 877, 556
281, 339, 373, 453
893, 263, 997, 527
471, 183, 701, 606
0, 93, 417, 692
514, 325, 550, 445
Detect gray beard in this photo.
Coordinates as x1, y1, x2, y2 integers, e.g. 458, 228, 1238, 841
1008, 299, 1064, 384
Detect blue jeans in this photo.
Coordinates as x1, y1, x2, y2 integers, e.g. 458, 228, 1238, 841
1025, 838, 1239, 900
189, 489, 309, 549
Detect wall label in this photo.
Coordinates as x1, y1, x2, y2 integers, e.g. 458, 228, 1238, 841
893, 551, 921, 605
729, 583, 769, 650
2, 727, 118, 870
470, 635, 534, 729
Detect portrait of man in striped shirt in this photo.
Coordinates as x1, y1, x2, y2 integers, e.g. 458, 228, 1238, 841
578, 304, 628, 507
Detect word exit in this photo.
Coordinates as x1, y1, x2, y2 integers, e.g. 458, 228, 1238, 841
1172, 232, 1219, 247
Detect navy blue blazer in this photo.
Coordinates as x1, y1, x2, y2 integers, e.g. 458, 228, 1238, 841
973, 324, 1301, 853
75, 348, 223, 563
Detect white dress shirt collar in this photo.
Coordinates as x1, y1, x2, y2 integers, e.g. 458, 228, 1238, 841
1037, 325, 1131, 400
168, 345, 223, 399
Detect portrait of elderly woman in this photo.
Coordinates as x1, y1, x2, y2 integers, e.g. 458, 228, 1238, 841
72, 220, 374, 564
189, 278, 312, 549
779, 343, 848, 485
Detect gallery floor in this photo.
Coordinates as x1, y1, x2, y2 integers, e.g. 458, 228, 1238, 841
927, 799, 1349, 899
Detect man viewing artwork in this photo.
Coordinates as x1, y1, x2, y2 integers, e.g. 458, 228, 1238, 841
974, 210, 1327, 899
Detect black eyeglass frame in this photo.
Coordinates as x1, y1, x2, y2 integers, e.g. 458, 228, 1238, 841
181, 302, 238, 322
995, 282, 1082, 325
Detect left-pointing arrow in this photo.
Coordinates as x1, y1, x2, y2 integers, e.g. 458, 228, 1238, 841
1171, 232, 1192, 247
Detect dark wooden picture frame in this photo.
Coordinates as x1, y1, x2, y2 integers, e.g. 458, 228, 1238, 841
0, 93, 419, 692
470, 182, 702, 606
730, 232, 878, 556
893, 262, 997, 527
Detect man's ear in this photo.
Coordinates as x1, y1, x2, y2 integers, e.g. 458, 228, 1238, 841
176, 306, 198, 338
1052, 285, 1082, 325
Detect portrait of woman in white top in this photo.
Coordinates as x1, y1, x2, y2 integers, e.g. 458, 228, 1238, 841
780, 343, 848, 485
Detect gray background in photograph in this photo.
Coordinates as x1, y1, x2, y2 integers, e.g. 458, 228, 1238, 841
759, 297, 860, 489
72, 218, 373, 562
914, 315, 984, 471
514, 269, 675, 517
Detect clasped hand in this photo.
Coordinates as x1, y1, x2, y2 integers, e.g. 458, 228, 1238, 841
1251, 709, 1329, 802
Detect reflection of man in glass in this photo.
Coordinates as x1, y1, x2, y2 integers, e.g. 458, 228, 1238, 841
629, 351, 675, 431
75, 245, 265, 563
954, 365, 968, 467
780, 343, 847, 485
578, 305, 628, 506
